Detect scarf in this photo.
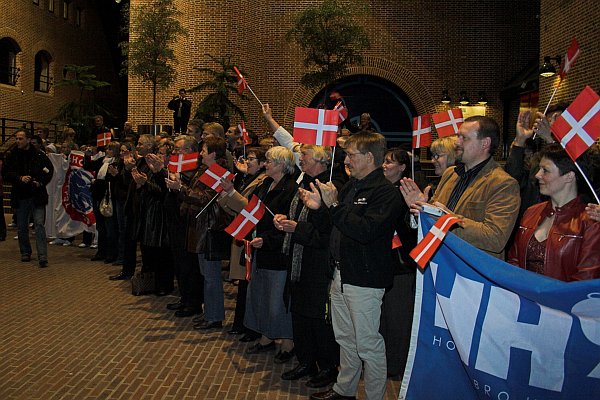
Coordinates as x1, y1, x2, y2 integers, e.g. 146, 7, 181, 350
282, 192, 309, 282
97, 157, 114, 180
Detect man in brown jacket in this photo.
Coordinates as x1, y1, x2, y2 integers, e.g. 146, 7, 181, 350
401, 116, 520, 259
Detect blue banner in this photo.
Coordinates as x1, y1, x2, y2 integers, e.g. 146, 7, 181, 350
399, 214, 600, 400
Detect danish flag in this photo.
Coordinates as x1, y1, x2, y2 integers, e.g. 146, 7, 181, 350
233, 66, 248, 94
97, 132, 112, 147
559, 38, 580, 80
551, 85, 600, 161
293, 107, 339, 146
168, 152, 199, 173
412, 115, 432, 148
409, 214, 460, 269
244, 239, 253, 281
392, 231, 402, 249
198, 163, 234, 192
334, 101, 348, 122
432, 109, 463, 138
225, 195, 266, 240
238, 121, 251, 145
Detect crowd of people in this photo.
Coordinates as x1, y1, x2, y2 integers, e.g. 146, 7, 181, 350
1, 102, 600, 400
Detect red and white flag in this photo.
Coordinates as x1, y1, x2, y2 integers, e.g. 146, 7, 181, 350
334, 101, 348, 123
238, 121, 251, 145
559, 37, 580, 80
225, 195, 266, 240
412, 115, 432, 148
409, 214, 460, 269
392, 231, 402, 249
244, 239, 253, 281
432, 109, 463, 138
233, 66, 248, 94
293, 107, 339, 146
97, 132, 111, 147
551, 85, 600, 160
198, 163, 234, 192
168, 152, 199, 173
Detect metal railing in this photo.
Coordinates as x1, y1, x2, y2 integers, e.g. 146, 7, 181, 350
1, 118, 59, 147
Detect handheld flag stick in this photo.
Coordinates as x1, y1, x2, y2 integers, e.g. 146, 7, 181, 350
195, 192, 220, 218
246, 85, 264, 108
534, 83, 560, 140
411, 149, 415, 180
329, 146, 336, 182
574, 160, 600, 203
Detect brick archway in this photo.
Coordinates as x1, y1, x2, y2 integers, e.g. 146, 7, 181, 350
282, 56, 436, 127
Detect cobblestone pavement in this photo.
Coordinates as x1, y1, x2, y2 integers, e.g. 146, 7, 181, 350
0, 222, 401, 400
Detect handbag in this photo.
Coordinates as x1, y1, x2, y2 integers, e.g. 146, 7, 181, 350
99, 183, 113, 217
131, 271, 155, 296
205, 229, 232, 261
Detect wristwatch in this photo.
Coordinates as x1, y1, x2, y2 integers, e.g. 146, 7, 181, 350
330, 201, 339, 209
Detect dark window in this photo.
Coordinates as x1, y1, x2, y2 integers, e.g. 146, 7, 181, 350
75, 8, 82, 27
35, 51, 52, 92
63, 1, 68, 19
48, 0, 54, 12
0, 38, 20, 86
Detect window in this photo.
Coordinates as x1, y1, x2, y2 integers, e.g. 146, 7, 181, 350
35, 51, 52, 93
48, 0, 54, 12
75, 8, 82, 27
63, 1, 68, 19
0, 38, 21, 86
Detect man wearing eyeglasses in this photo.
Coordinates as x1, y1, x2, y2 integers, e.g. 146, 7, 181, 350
298, 131, 402, 400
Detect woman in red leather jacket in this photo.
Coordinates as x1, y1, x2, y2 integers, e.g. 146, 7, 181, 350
507, 144, 600, 282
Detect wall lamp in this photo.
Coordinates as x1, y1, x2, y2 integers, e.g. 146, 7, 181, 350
477, 91, 488, 105
540, 55, 562, 77
441, 89, 451, 104
459, 91, 470, 105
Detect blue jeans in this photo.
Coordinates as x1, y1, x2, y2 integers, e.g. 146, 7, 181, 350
17, 198, 48, 262
198, 254, 224, 322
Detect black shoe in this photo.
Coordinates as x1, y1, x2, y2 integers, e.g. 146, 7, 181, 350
309, 388, 355, 400
109, 272, 132, 281
246, 341, 275, 354
274, 348, 295, 364
166, 301, 184, 311
174, 307, 201, 318
91, 253, 105, 261
306, 367, 339, 388
155, 290, 171, 297
239, 333, 259, 343
39, 260, 49, 268
281, 363, 318, 380
21, 254, 31, 262
104, 258, 116, 264
227, 328, 245, 335
193, 320, 223, 330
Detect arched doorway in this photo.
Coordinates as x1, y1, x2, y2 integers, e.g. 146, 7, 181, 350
309, 74, 417, 146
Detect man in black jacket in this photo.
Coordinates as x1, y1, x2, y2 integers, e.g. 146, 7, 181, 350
168, 89, 192, 134
299, 132, 402, 400
3, 129, 54, 267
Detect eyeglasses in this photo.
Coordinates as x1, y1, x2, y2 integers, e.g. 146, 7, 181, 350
432, 153, 447, 160
246, 156, 258, 161
345, 151, 364, 159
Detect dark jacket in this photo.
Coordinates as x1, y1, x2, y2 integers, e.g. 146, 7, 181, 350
135, 168, 169, 247
3, 146, 54, 207
507, 196, 600, 282
329, 168, 402, 288
288, 168, 345, 318
168, 97, 192, 121
83, 154, 108, 201
391, 180, 418, 275
180, 160, 229, 254
253, 173, 298, 270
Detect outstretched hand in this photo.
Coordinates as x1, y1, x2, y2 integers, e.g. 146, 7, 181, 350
298, 182, 323, 210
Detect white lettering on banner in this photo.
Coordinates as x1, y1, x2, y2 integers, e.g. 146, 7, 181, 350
431, 262, 484, 362
473, 380, 512, 400
476, 287, 572, 392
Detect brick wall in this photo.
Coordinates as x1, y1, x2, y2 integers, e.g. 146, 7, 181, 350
0, 1, 121, 135
128, 0, 542, 146
539, 0, 600, 106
